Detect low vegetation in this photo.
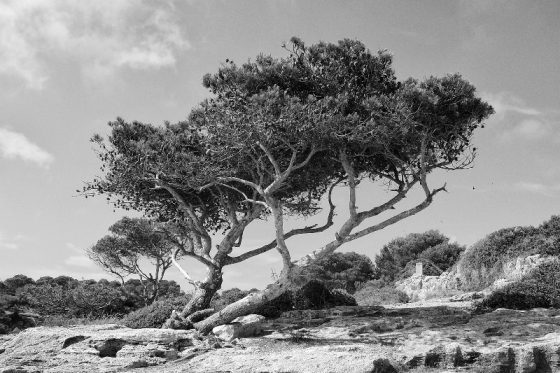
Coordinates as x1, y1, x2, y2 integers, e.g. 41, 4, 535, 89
458, 215, 560, 290
353, 280, 409, 306
476, 259, 560, 312
0, 275, 183, 334
122, 296, 191, 329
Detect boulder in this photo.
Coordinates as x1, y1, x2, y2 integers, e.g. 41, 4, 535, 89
212, 314, 265, 341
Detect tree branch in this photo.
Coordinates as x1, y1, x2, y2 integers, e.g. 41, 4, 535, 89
224, 178, 341, 265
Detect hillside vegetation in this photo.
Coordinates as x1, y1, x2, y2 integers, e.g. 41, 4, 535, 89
457, 215, 560, 290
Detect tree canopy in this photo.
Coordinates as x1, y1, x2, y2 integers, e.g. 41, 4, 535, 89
84, 37, 493, 332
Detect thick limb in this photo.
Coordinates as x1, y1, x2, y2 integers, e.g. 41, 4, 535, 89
162, 265, 223, 329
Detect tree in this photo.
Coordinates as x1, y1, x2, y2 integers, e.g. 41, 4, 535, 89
84, 37, 493, 333
373, 230, 465, 282
302, 252, 375, 293
2, 274, 35, 295
88, 217, 179, 305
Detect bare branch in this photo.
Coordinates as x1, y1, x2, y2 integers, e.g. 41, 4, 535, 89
225, 178, 341, 265
257, 141, 281, 177
344, 183, 447, 243
170, 247, 196, 286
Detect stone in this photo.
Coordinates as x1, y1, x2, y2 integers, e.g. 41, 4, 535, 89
371, 358, 398, 373
212, 314, 266, 341
0, 324, 196, 372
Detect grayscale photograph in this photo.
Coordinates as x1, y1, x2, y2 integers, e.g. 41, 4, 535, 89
1, 1, 559, 372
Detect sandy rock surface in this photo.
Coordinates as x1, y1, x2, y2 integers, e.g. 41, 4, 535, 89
0, 324, 197, 372
3, 304, 560, 372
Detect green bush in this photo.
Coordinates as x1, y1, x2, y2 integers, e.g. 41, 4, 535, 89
374, 231, 464, 282
208, 281, 357, 320
302, 252, 375, 293
354, 280, 409, 306
476, 260, 560, 312
211, 288, 258, 312
458, 215, 560, 290
122, 296, 190, 329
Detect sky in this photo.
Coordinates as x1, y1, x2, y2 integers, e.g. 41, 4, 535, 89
1, 0, 559, 291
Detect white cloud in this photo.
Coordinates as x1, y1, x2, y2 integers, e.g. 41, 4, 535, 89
514, 182, 560, 197
0, 0, 190, 89
0, 232, 27, 250
513, 119, 549, 140
482, 92, 541, 121
64, 255, 95, 268
0, 127, 53, 167
482, 92, 559, 142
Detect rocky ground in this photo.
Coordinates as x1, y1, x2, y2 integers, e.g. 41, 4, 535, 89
2, 300, 560, 372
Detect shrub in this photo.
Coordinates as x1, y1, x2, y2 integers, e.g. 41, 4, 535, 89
209, 281, 357, 319
122, 296, 190, 329
458, 215, 560, 290
354, 280, 409, 306
302, 252, 375, 293
211, 288, 258, 312
290, 280, 357, 310
21, 282, 129, 318
374, 231, 464, 282
475, 260, 560, 312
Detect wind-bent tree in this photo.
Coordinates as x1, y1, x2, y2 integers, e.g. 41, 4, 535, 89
84, 37, 493, 333
88, 217, 180, 305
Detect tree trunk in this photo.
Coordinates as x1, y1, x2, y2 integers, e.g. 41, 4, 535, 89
193, 265, 306, 334
162, 267, 223, 329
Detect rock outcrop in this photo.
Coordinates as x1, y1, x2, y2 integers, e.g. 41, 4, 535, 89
396, 254, 557, 301
0, 324, 197, 372
3, 305, 560, 372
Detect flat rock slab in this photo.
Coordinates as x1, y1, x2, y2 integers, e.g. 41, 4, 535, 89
3, 306, 560, 372
0, 324, 196, 372
137, 306, 560, 373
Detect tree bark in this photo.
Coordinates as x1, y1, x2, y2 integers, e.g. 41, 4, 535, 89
162, 266, 223, 329
193, 265, 308, 334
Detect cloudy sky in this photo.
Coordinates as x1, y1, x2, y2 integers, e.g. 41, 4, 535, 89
1, 0, 559, 290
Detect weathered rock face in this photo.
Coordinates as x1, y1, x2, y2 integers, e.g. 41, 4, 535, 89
212, 314, 266, 341
0, 324, 196, 372
396, 254, 557, 301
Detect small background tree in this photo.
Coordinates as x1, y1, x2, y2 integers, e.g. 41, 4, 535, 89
88, 217, 178, 305
373, 230, 465, 282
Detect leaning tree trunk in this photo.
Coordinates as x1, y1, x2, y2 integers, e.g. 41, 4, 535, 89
162, 267, 223, 329
193, 265, 306, 334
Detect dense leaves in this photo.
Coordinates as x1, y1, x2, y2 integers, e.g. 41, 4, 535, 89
476, 260, 560, 312
458, 215, 560, 290
301, 252, 375, 293
0, 274, 183, 323
373, 230, 465, 282
88, 217, 179, 305
122, 296, 191, 329
85, 37, 493, 229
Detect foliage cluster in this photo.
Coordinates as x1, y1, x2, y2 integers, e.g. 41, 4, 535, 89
210, 281, 356, 319
122, 296, 191, 329
458, 215, 560, 290
476, 259, 560, 312
0, 274, 183, 327
353, 279, 410, 306
373, 230, 465, 282
301, 252, 375, 293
